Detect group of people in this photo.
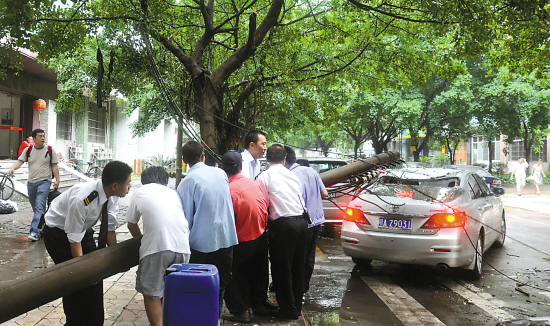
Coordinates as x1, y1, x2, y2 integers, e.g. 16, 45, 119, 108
8, 129, 328, 325
510, 157, 547, 195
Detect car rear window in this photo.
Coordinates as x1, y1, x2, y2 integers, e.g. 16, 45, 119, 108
368, 177, 463, 202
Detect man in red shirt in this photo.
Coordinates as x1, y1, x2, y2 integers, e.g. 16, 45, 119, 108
221, 150, 271, 323
18, 135, 33, 157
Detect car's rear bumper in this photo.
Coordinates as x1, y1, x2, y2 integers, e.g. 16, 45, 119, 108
341, 221, 476, 268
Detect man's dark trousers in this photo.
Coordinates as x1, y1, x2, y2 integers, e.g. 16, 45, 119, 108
43, 226, 103, 326
190, 247, 233, 317
304, 224, 321, 293
224, 233, 267, 313
268, 216, 308, 317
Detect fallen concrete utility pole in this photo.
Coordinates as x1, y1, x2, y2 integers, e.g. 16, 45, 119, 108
0, 236, 141, 323
320, 150, 401, 187
0, 150, 401, 323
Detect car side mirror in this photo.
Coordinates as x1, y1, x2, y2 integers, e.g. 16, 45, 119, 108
492, 187, 505, 196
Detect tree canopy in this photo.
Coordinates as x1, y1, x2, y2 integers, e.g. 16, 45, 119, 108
1, 0, 549, 162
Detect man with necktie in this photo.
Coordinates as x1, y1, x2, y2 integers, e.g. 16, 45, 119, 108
42, 161, 133, 326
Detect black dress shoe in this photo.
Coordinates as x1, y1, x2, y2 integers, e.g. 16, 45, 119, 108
269, 310, 299, 320
221, 310, 252, 323
264, 299, 279, 310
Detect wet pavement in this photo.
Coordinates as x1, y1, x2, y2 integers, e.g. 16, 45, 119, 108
0, 179, 308, 325
1, 182, 549, 325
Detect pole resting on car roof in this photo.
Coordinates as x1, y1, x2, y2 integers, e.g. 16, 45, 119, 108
0, 150, 402, 323
319, 150, 401, 187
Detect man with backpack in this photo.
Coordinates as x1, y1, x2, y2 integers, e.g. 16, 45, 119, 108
8, 128, 60, 241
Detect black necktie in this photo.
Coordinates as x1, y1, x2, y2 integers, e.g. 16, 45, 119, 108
97, 201, 108, 249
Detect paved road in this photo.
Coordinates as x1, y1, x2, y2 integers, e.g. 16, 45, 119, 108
303, 187, 550, 325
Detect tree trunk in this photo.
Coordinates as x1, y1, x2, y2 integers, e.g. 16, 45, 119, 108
176, 115, 183, 187
194, 76, 219, 166
354, 140, 361, 160
487, 139, 493, 173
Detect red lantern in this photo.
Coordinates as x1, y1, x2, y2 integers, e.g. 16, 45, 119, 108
33, 99, 46, 121
33, 99, 46, 111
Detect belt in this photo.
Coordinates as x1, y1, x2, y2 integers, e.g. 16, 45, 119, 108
273, 215, 303, 221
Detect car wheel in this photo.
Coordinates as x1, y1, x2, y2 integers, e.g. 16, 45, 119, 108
352, 257, 372, 266
467, 233, 484, 280
493, 212, 506, 248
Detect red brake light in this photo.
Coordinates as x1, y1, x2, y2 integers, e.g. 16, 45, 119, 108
396, 191, 414, 198
421, 212, 466, 228
344, 208, 370, 225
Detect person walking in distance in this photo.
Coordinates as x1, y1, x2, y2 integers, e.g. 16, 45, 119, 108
510, 157, 529, 196
126, 166, 191, 326
530, 158, 546, 195
176, 141, 238, 318
17, 135, 33, 157
241, 130, 267, 180
284, 147, 328, 294
256, 144, 308, 320
221, 150, 271, 323
8, 129, 60, 241
42, 161, 133, 326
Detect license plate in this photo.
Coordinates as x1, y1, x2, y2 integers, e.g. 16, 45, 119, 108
378, 218, 412, 230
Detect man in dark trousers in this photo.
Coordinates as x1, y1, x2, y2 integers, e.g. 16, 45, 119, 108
42, 161, 133, 326
176, 141, 238, 317
221, 150, 270, 322
284, 146, 328, 293
256, 144, 308, 320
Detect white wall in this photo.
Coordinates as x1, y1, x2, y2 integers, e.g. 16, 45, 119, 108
112, 106, 182, 169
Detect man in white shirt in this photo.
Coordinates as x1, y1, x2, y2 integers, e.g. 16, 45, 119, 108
256, 144, 308, 320
43, 161, 133, 326
126, 166, 191, 326
241, 130, 267, 180
510, 157, 529, 196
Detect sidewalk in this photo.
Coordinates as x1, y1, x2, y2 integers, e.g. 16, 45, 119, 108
499, 184, 550, 216
0, 180, 308, 326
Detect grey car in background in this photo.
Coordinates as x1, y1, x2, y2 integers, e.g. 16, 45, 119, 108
341, 168, 506, 279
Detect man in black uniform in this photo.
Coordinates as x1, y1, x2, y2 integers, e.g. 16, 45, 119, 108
42, 161, 133, 326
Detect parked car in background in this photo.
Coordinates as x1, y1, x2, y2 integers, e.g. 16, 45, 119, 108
341, 168, 506, 279
442, 165, 502, 191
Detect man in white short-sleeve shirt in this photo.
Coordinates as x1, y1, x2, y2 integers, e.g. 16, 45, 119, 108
43, 161, 133, 326
241, 130, 267, 180
510, 157, 529, 196
126, 166, 191, 326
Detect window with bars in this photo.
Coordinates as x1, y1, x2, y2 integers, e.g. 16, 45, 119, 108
56, 111, 72, 140
508, 139, 547, 161
88, 102, 106, 143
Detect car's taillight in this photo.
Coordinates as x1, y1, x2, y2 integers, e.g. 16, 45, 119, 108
421, 212, 466, 228
344, 208, 370, 224
396, 191, 414, 198
493, 179, 501, 184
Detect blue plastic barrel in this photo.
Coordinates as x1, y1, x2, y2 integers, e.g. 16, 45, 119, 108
163, 263, 220, 326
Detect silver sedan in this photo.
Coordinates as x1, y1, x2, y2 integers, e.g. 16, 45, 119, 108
341, 168, 506, 279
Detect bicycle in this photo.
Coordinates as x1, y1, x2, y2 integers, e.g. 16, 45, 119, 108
66, 159, 103, 179
0, 172, 15, 200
